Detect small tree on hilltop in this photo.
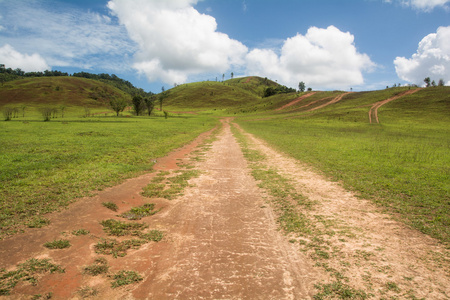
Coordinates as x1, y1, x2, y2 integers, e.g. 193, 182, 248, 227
424, 77, 431, 87
438, 79, 445, 86
298, 81, 305, 92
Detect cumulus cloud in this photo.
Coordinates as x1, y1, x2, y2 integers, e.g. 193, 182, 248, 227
394, 26, 450, 85
246, 26, 375, 90
0, 44, 50, 71
107, 0, 248, 84
384, 0, 450, 11
0, 0, 134, 71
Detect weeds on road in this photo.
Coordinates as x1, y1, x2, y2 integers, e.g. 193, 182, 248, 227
119, 203, 160, 220
0, 258, 64, 295
110, 270, 143, 288
102, 202, 118, 212
100, 219, 147, 236
43, 239, 71, 249
83, 258, 109, 276
26, 217, 50, 228
142, 170, 201, 200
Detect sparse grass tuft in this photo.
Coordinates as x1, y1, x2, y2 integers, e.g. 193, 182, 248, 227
43, 239, 71, 249
83, 258, 109, 276
0, 258, 64, 295
72, 228, 90, 236
78, 286, 98, 298
102, 202, 118, 212
119, 203, 160, 220
110, 270, 143, 288
141, 170, 200, 200
100, 219, 147, 236
27, 217, 50, 228
314, 281, 368, 299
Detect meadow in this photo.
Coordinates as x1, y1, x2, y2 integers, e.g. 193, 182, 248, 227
236, 87, 450, 245
0, 111, 217, 238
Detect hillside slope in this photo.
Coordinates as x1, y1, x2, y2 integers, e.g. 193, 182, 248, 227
0, 76, 131, 109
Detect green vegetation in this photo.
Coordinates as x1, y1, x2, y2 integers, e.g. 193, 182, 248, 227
0, 113, 216, 239
142, 169, 201, 200
72, 229, 90, 236
102, 202, 118, 212
119, 203, 160, 220
43, 239, 71, 249
83, 258, 109, 276
236, 86, 450, 245
100, 219, 148, 236
110, 270, 143, 288
0, 258, 64, 295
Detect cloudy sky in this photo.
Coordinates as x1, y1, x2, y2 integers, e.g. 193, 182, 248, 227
0, 0, 449, 92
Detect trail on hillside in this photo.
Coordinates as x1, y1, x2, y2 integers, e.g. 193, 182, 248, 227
0, 117, 448, 299
275, 92, 316, 111
288, 92, 351, 114
369, 89, 421, 123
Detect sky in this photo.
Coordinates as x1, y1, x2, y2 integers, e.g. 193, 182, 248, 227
0, 0, 449, 93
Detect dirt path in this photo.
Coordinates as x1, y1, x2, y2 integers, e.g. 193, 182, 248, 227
236, 124, 450, 299
369, 89, 420, 123
1, 117, 448, 299
275, 92, 316, 111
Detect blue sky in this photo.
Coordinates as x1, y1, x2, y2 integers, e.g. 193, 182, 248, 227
0, 0, 449, 93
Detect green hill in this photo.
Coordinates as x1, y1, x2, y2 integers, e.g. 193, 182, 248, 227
0, 76, 131, 110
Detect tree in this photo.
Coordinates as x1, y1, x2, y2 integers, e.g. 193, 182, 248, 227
144, 96, 156, 116
424, 77, 431, 87
431, 80, 436, 87
231, 72, 234, 79
159, 91, 169, 111
438, 79, 445, 86
132, 95, 144, 115
298, 81, 306, 92
110, 98, 128, 116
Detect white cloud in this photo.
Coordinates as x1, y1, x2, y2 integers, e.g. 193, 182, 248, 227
0, 1, 134, 71
0, 44, 49, 72
246, 26, 376, 90
394, 26, 450, 86
107, 0, 248, 84
384, 0, 450, 11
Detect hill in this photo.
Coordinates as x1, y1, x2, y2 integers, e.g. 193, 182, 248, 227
0, 76, 131, 109
162, 76, 292, 110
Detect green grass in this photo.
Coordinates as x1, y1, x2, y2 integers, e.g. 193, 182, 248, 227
83, 258, 109, 276
236, 87, 450, 245
110, 270, 143, 288
43, 239, 71, 249
100, 219, 148, 236
0, 258, 64, 295
0, 115, 216, 239
119, 203, 160, 220
141, 169, 201, 200
102, 202, 118, 212
72, 229, 90, 236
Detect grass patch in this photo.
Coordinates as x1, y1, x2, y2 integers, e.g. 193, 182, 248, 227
0, 258, 64, 295
100, 219, 147, 236
0, 115, 217, 239
78, 286, 98, 298
110, 270, 143, 288
119, 203, 160, 220
94, 238, 147, 258
102, 202, 118, 212
314, 281, 368, 299
26, 217, 50, 228
141, 170, 201, 200
83, 258, 109, 276
43, 239, 71, 249
236, 89, 450, 245
72, 228, 90, 236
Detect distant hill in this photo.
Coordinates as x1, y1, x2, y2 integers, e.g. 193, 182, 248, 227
162, 76, 294, 110
0, 76, 131, 108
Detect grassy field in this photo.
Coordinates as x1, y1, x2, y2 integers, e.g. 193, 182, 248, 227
0, 113, 217, 238
236, 87, 450, 245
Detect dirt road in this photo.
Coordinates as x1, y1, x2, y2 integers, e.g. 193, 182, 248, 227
0, 118, 448, 299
